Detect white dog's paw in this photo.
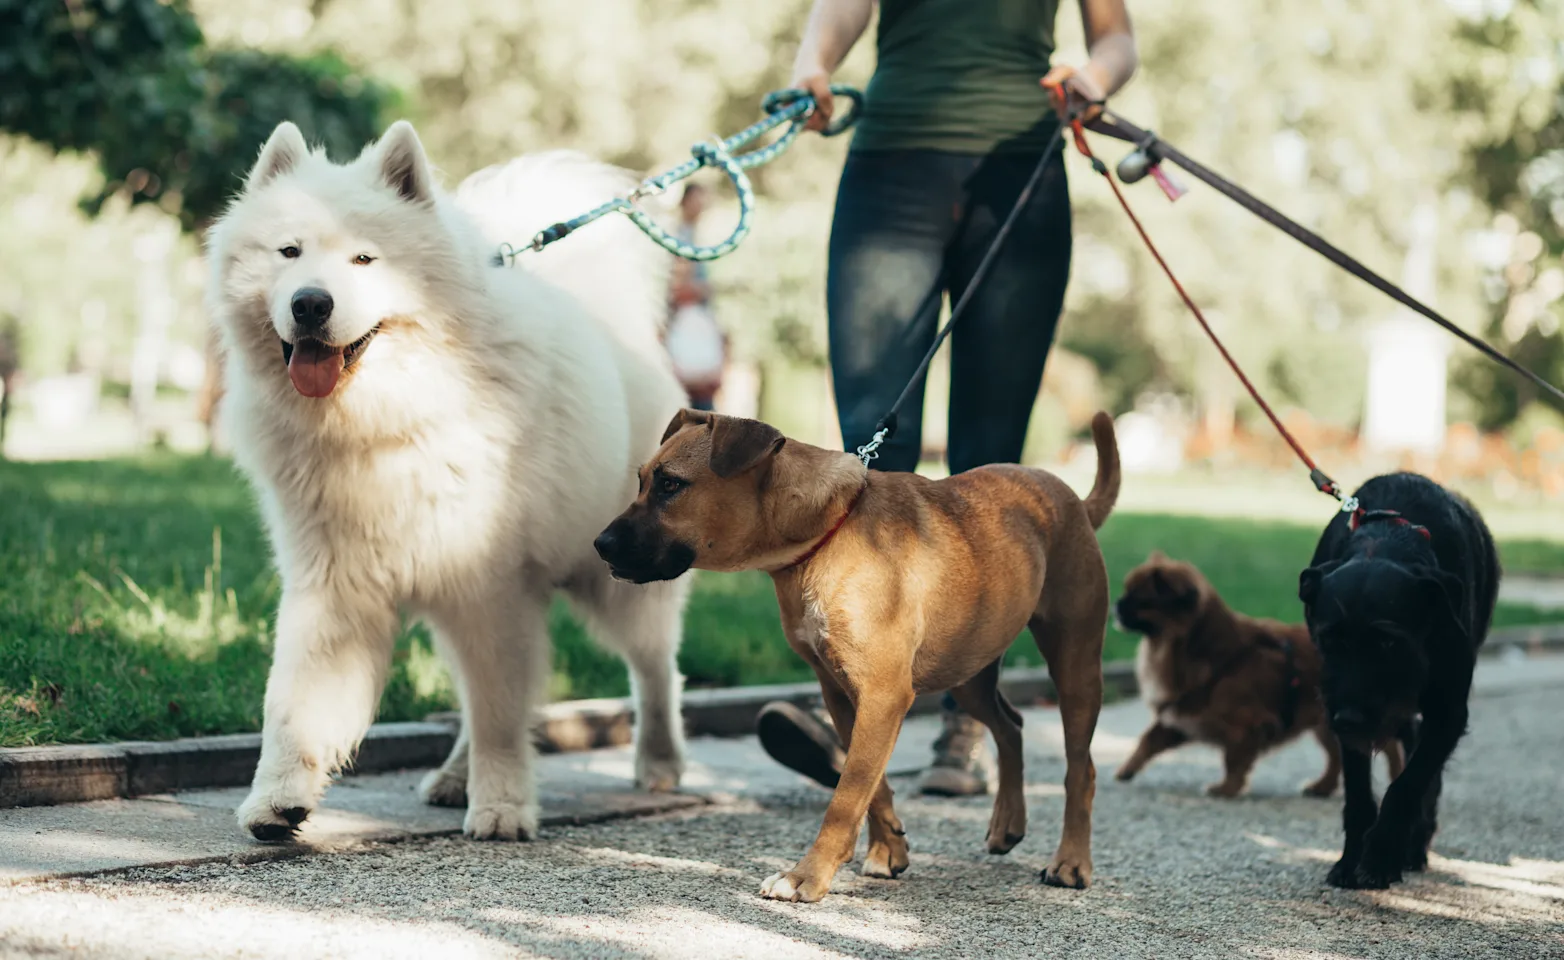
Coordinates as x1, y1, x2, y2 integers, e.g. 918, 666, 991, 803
419, 768, 469, 808
463, 801, 539, 841
635, 752, 685, 794
238, 789, 312, 843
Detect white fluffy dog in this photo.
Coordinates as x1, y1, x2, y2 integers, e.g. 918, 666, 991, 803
206, 119, 691, 842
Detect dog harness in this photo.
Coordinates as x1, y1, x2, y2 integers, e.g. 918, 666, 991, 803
772, 480, 869, 574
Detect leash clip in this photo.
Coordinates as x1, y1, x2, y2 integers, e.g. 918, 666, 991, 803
1341, 496, 1359, 515
855, 427, 888, 467
630, 180, 667, 202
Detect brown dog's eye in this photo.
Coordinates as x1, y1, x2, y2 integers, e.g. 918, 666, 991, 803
279, 245, 301, 259
658, 475, 686, 496
351, 253, 376, 266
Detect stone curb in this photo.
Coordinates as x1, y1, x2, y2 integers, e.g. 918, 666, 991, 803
4, 626, 1559, 810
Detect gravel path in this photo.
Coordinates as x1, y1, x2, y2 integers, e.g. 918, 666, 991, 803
2, 667, 1559, 959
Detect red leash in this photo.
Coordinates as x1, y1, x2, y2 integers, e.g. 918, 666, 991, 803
1062, 111, 1347, 505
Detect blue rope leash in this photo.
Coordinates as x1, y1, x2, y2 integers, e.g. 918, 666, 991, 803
496, 85, 864, 265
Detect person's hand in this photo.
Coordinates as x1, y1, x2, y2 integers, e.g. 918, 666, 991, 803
790, 69, 835, 133
1041, 64, 1107, 124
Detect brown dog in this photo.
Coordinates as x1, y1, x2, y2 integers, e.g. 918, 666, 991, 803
1113, 553, 1404, 797
594, 409, 1121, 902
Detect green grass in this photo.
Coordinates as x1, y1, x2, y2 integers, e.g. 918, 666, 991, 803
0, 455, 1558, 747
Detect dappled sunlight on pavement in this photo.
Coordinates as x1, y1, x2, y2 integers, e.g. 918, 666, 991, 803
0, 656, 1559, 958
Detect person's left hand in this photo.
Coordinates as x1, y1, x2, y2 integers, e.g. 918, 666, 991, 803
1041, 64, 1107, 124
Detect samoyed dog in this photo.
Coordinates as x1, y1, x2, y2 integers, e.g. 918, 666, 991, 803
206, 119, 691, 842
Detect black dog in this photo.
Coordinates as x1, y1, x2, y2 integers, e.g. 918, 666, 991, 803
1298, 472, 1499, 889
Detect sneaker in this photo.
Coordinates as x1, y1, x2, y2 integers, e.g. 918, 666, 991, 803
918, 707, 995, 796
756, 701, 845, 789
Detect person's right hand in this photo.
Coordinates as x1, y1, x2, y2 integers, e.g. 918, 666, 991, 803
790, 70, 835, 133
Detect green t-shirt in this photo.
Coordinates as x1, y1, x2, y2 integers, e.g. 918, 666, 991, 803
850, 0, 1061, 155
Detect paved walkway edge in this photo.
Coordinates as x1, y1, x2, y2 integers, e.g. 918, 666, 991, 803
4, 626, 1560, 810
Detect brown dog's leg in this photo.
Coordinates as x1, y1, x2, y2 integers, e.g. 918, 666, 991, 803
948, 658, 1028, 855
760, 678, 915, 903
1208, 736, 1262, 798
1115, 723, 1189, 782
1304, 724, 1343, 797
1031, 617, 1102, 890
815, 673, 909, 880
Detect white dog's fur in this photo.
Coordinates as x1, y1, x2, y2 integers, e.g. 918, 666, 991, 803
206, 120, 691, 842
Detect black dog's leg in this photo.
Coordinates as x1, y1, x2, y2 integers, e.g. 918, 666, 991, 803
1354, 699, 1468, 889
1393, 716, 1435, 870
1403, 768, 1442, 871
1326, 747, 1377, 888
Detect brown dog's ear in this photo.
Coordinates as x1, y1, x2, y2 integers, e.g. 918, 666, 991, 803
661, 408, 713, 444
708, 416, 785, 479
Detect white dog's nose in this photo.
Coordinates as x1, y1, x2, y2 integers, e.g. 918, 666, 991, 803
290, 287, 334, 330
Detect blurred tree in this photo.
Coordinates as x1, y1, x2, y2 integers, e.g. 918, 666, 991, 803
0, 0, 394, 232
1447, 0, 1564, 429
5, 0, 1549, 440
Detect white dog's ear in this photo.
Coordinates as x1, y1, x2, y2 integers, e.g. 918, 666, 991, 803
247, 122, 308, 190
377, 121, 434, 204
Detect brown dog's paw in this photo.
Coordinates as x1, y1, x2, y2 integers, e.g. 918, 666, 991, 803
760, 867, 832, 903
986, 830, 1026, 856
1301, 778, 1337, 799
985, 797, 1027, 855
1205, 780, 1245, 799
1041, 854, 1092, 890
862, 835, 910, 879
1113, 766, 1137, 782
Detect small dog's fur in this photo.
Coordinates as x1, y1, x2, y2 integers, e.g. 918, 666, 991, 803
1299, 472, 1500, 889
1114, 554, 1403, 797
595, 409, 1121, 902
207, 121, 692, 843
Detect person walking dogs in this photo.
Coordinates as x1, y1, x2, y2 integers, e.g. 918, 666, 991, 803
754, 0, 1137, 797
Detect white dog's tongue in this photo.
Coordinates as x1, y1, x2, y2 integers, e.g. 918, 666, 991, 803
288, 341, 345, 398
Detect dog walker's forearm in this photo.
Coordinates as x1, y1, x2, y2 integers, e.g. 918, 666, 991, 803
791, 0, 875, 79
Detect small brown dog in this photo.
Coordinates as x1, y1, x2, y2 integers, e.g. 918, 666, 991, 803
594, 409, 1122, 902
1113, 553, 1404, 797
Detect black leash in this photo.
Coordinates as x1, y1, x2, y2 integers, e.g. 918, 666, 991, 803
1088, 110, 1564, 408
854, 120, 1072, 466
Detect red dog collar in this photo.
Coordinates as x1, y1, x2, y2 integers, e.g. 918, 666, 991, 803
1350, 507, 1431, 542
774, 480, 868, 573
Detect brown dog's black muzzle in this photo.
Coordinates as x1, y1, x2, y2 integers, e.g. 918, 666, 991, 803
594, 512, 696, 584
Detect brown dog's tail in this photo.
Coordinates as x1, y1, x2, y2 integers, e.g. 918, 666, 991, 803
1083, 411, 1121, 530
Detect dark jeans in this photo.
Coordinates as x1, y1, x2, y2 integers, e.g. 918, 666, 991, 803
828, 147, 1072, 473
827, 149, 1072, 718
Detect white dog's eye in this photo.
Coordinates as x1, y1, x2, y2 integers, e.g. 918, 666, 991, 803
279, 245, 301, 259
352, 254, 376, 266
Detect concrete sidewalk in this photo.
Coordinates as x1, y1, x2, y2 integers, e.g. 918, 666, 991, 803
1, 653, 1561, 959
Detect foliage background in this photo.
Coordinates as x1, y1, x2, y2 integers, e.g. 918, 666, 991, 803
3, 0, 1563, 441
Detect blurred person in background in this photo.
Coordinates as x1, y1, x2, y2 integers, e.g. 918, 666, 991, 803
755, 0, 1138, 797
664, 183, 729, 411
